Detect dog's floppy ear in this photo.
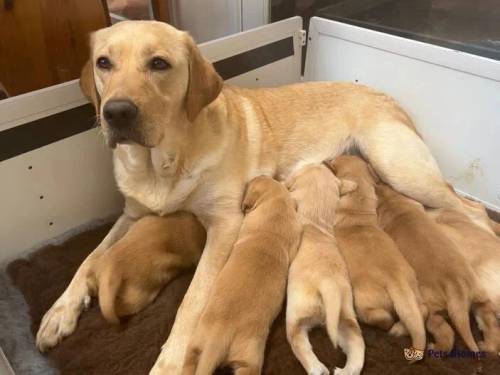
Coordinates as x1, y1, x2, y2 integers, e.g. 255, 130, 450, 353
185, 35, 223, 122
80, 59, 101, 112
340, 179, 357, 196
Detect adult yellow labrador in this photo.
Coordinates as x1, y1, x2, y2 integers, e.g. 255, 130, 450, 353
36, 20, 483, 373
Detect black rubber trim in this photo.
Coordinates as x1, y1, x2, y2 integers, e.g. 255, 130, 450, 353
0, 37, 295, 162
214, 36, 295, 79
0, 104, 97, 162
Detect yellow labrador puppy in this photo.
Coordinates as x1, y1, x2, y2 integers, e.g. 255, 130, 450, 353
377, 184, 499, 353
285, 164, 365, 375
36, 21, 482, 373
427, 205, 500, 314
95, 213, 205, 323
331, 156, 426, 356
182, 176, 302, 375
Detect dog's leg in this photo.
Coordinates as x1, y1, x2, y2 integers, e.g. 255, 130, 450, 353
230, 338, 265, 375
357, 307, 395, 331
151, 215, 243, 375
356, 123, 462, 209
335, 290, 365, 375
473, 300, 500, 354
287, 320, 329, 375
36, 214, 136, 351
426, 312, 455, 352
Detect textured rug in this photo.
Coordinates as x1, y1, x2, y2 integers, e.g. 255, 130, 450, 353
5, 224, 500, 374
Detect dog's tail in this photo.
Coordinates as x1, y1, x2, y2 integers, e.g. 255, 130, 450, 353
446, 283, 479, 352
388, 284, 426, 353
98, 264, 121, 324
320, 281, 342, 348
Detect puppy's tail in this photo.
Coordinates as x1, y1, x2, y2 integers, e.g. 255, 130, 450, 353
388, 284, 426, 353
320, 282, 342, 348
98, 264, 121, 324
447, 284, 479, 352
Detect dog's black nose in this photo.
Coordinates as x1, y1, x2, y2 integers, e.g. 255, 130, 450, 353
103, 99, 138, 128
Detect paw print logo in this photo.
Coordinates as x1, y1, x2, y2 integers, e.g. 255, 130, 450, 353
404, 347, 424, 362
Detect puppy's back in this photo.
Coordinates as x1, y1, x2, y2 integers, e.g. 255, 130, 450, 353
97, 213, 205, 322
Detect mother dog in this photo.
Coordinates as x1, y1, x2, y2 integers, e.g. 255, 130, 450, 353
36, 21, 478, 373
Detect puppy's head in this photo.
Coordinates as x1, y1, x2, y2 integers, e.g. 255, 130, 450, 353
241, 176, 287, 214
328, 155, 380, 186
80, 21, 223, 148
376, 183, 424, 226
286, 164, 357, 222
327, 155, 380, 213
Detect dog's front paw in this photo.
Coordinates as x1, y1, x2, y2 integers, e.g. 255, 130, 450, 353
36, 294, 87, 352
309, 363, 329, 375
150, 344, 186, 375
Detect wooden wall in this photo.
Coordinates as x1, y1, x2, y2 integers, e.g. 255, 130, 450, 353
0, 0, 109, 97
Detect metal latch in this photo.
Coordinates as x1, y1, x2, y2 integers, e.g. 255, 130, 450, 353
297, 30, 307, 46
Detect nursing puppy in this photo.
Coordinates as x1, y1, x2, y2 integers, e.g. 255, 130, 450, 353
426, 205, 500, 351
428, 204, 500, 312
183, 176, 302, 375
285, 164, 365, 375
95, 213, 205, 323
377, 185, 499, 353
331, 156, 426, 355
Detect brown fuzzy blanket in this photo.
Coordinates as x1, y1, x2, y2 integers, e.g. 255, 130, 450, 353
7, 224, 499, 375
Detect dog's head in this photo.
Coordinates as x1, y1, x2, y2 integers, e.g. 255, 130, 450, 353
80, 21, 223, 148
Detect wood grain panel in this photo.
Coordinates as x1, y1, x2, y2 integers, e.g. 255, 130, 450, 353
0, 0, 109, 96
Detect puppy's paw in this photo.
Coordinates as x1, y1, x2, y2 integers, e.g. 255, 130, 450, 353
334, 366, 352, 375
36, 294, 86, 352
309, 363, 329, 375
150, 362, 182, 375
334, 366, 363, 375
150, 343, 186, 375
389, 321, 409, 337
478, 340, 500, 355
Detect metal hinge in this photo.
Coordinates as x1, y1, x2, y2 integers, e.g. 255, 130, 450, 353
298, 30, 307, 46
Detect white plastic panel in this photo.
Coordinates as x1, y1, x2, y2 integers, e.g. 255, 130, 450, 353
0, 17, 303, 262
201, 16, 303, 88
306, 17, 500, 211
0, 130, 122, 262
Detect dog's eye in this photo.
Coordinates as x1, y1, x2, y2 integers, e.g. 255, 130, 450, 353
150, 57, 171, 71
96, 56, 112, 70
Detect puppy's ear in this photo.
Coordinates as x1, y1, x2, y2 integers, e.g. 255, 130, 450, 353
367, 163, 380, 183
185, 35, 223, 122
241, 190, 257, 214
79, 59, 101, 112
340, 179, 357, 196
284, 175, 296, 191
324, 160, 337, 175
